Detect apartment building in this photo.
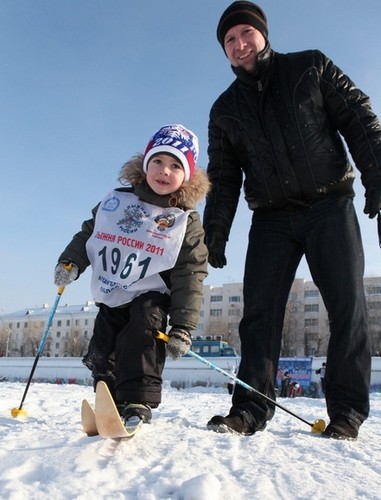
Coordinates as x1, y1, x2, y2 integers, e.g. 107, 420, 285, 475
0, 302, 97, 358
199, 277, 381, 356
1, 278, 381, 357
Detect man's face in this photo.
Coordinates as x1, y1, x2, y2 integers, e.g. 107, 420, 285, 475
223, 24, 266, 73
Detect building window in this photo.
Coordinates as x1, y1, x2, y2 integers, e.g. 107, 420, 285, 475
57, 320, 62, 327
210, 309, 222, 317
305, 304, 319, 312
211, 296, 223, 303
55, 342, 60, 349
56, 332, 61, 338
228, 309, 241, 316
66, 320, 70, 326
229, 296, 241, 303
368, 302, 381, 310
367, 286, 381, 294
305, 290, 319, 298
305, 318, 319, 327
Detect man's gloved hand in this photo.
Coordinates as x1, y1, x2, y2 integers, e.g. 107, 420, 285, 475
166, 326, 192, 360
364, 184, 381, 219
54, 262, 79, 287
204, 230, 227, 268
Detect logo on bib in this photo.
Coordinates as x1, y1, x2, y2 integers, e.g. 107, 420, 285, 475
102, 196, 120, 212
117, 204, 148, 234
154, 213, 176, 232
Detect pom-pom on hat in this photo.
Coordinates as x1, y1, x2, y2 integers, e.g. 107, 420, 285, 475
143, 124, 199, 182
217, 1, 268, 47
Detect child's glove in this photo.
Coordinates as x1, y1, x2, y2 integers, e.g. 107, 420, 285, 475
166, 327, 192, 360
54, 262, 79, 287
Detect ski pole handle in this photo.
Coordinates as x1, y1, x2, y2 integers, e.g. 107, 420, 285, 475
57, 263, 74, 295
155, 331, 170, 343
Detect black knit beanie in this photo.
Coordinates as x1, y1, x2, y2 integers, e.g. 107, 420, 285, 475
217, 1, 268, 47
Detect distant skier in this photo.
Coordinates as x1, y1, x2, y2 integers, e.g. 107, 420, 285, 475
316, 362, 327, 396
280, 371, 291, 398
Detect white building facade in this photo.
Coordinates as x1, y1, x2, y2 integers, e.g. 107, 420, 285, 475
1, 278, 381, 357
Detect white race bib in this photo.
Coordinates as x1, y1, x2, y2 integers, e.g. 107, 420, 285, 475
86, 190, 189, 307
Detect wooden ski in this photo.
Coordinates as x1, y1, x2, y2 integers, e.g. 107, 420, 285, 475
94, 381, 142, 439
81, 399, 98, 436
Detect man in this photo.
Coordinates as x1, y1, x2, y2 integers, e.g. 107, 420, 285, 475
316, 362, 327, 396
203, 1, 381, 440
280, 371, 291, 398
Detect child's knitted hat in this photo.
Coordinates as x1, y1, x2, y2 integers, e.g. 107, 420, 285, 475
143, 124, 199, 182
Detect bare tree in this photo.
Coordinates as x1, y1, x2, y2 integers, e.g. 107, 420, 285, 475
281, 297, 304, 356
65, 330, 88, 357
366, 300, 381, 355
370, 325, 381, 355
205, 319, 240, 350
22, 334, 43, 357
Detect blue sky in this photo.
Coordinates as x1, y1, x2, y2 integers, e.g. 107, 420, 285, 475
1, 0, 381, 312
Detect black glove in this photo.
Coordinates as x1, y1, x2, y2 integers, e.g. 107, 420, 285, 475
364, 184, 381, 219
54, 262, 79, 287
204, 229, 227, 268
166, 327, 192, 360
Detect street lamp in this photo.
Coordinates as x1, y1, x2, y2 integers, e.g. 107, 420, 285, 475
5, 329, 12, 357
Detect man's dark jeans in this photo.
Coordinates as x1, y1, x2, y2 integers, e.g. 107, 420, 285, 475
233, 197, 371, 428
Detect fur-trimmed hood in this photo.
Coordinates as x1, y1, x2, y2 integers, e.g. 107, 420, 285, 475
118, 154, 210, 210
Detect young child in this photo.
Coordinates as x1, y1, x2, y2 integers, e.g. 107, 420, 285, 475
54, 124, 210, 427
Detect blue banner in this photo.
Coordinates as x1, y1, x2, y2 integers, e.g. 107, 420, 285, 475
276, 357, 312, 388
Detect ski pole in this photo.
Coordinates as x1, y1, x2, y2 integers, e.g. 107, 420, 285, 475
155, 331, 326, 433
11, 265, 72, 418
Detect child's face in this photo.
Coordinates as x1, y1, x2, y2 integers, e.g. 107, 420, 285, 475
146, 153, 185, 195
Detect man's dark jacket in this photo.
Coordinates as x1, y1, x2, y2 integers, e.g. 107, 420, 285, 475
204, 46, 381, 239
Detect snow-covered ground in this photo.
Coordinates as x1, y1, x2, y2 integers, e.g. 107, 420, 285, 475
1, 382, 381, 500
